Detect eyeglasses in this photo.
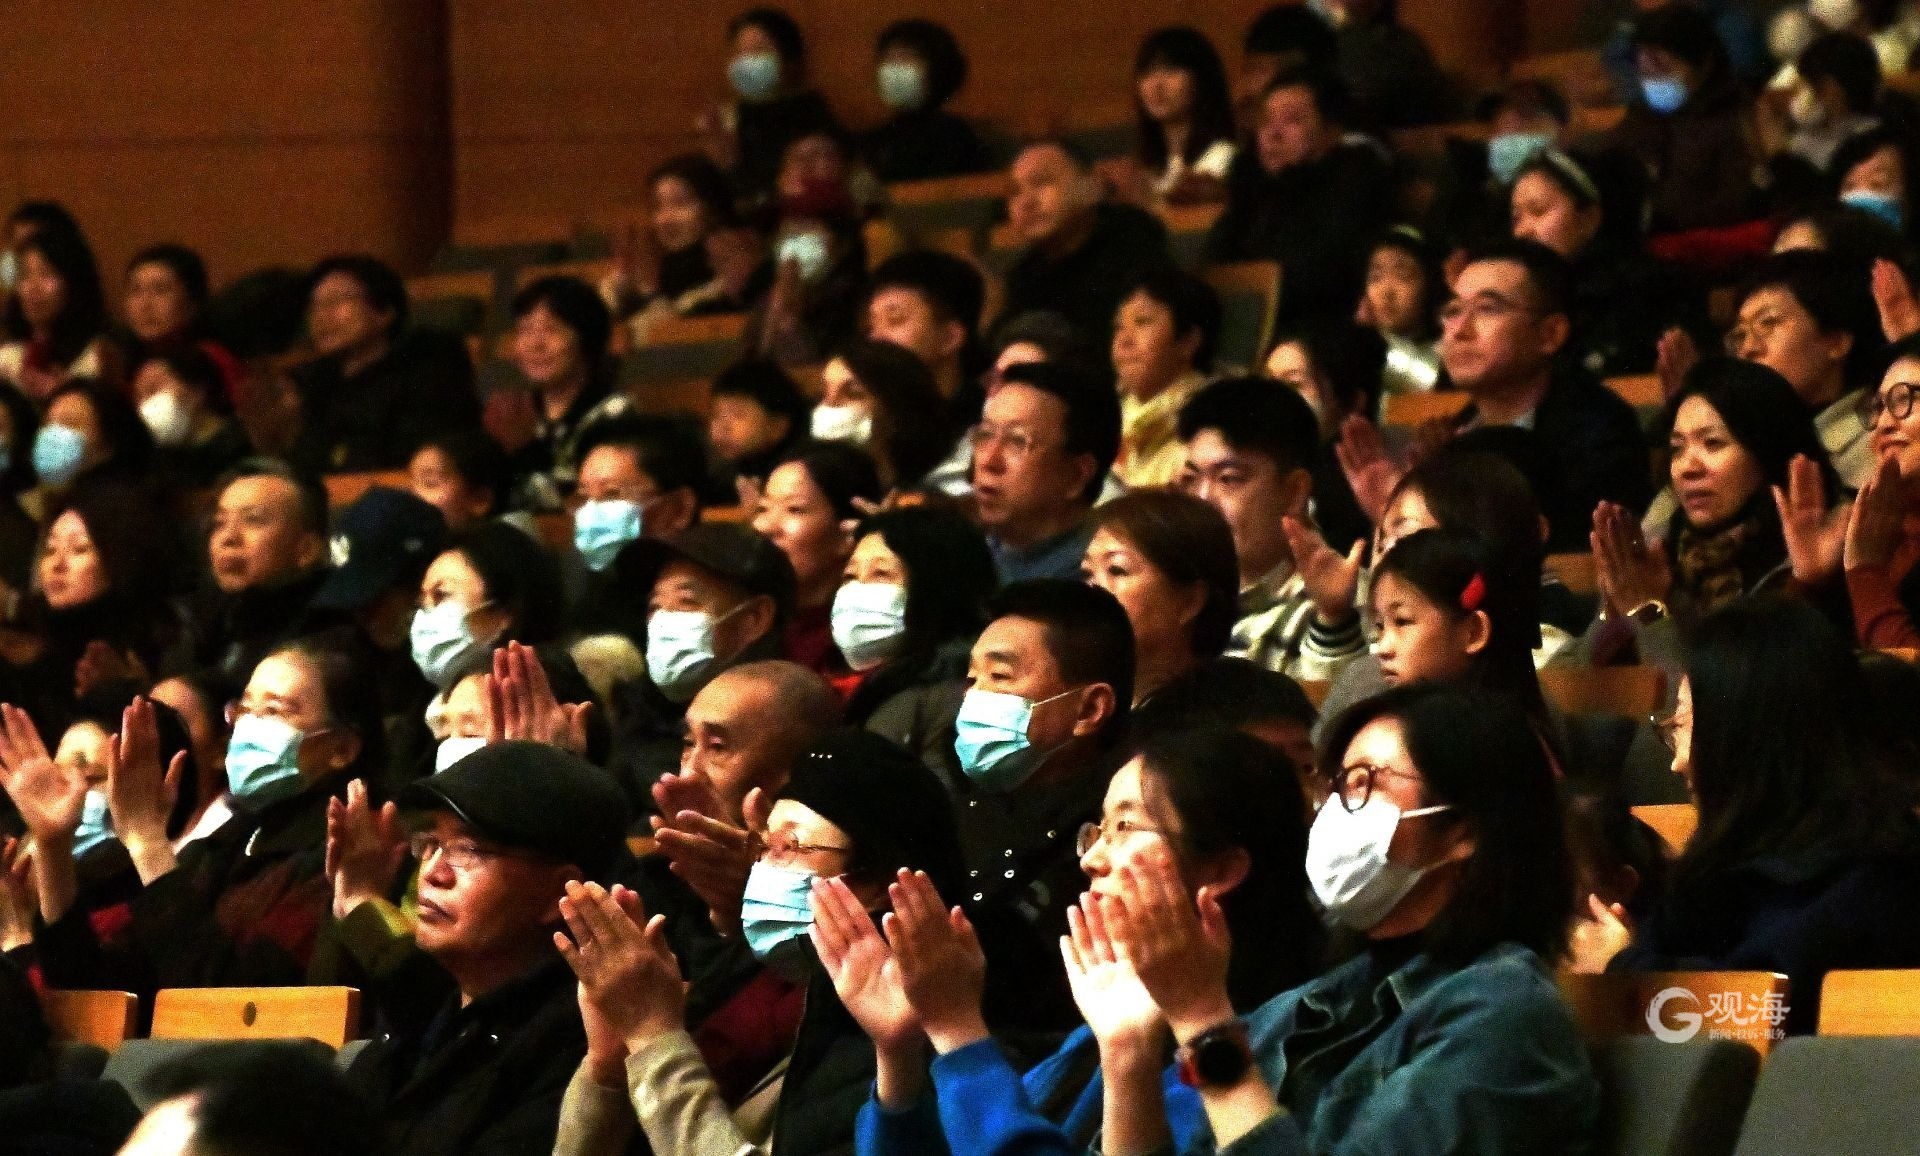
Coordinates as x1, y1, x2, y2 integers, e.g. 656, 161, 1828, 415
762, 830, 853, 865
1074, 816, 1167, 857
408, 832, 513, 872
1864, 381, 1920, 425
1650, 708, 1692, 754
1724, 312, 1787, 354
1323, 761, 1428, 813
968, 423, 1059, 462
1438, 296, 1531, 330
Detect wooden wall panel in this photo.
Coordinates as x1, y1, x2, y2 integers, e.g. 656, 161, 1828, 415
449, 0, 1526, 241
0, 1, 451, 293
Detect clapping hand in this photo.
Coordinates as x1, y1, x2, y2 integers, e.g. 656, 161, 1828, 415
1591, 501, 1672, 619
811, 875, 920, 1052
1874, 259, 1920, 343
1770, 453, 1849, 588
1846, 453, 1907, 571
487, 642, 593, 755
652, 787, 769, 937
1334, 415, 1405, 527
1281, 516, 1364, 624
0, 837, 35, 951
885, 869, 989, 1055
0, 704, 84, 847
1566, 893, 1633, 975
556, 881, 684, 1081
1062, 894, 1163, 1051
325, 779, 408, 922
1099, 852, 1235, 1042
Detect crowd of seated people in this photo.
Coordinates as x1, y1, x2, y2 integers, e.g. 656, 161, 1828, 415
11, 1, 1920, 1153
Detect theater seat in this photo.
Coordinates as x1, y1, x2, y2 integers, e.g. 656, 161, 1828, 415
1594, 1036, 1758, 1156
1731, 1036, 1920, 1155
1817, 970, 1920, 1036
103, 1039, 336, 1112
150, 986, 360, 1048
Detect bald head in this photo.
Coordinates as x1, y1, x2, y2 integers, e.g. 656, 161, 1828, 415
682, 660, 840, 816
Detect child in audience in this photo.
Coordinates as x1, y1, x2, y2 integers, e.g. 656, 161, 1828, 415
1356, 225, 1445, 401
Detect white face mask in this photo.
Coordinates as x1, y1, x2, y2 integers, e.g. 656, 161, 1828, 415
139, 389, 195, 448
810, 403, 872, 445
830, 581, 908, 671
435, 735, 488, 774
1305, 794, 1452, 930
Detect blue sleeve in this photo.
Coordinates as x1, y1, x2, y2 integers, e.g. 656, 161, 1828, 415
858, 1086, 953, 1156
932, 1038, 1083, 1156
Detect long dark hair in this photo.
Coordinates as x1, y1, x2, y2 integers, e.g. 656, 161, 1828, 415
834, 338, 957, 490
4, 228, 107, 367
1387, 447, 1547, 644
1664, 597, 1919, 935
843, 505, 995, 724
1135, 726, 1321, 1008
1133, 26, 1236, 174
1319, 683, 1573, 966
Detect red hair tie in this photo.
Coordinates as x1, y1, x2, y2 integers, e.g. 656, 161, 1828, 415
1459, 573, 1487, 612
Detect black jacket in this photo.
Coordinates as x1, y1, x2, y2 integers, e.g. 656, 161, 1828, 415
1003, 204, 1170, 342
346, 958, 586, 1156
289, 328, 481, 474
860, 109, 991, 183
172, 568, 348, 702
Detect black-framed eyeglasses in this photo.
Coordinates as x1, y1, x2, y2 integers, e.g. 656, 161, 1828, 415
1323, 762, 1426, 813
1864, 381, 1920, 425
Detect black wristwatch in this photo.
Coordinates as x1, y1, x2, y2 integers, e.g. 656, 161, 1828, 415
1176, 1020, 1253, 1089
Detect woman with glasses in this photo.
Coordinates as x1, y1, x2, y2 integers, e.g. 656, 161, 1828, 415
840, 725, 1320, 1156
551, 728, 965, 1156
0, 635, 384, 995
1568, 596, 1920, 1033
1092, 684, 1595, 1154
1844, 334, 1920, 647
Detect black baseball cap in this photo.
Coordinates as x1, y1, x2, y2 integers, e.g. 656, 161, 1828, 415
400, 740, 631, 878
312, 487, 446, 611
614, 522, 797, 615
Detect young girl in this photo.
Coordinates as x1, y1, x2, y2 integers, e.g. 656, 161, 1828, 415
1356, 225, 1444, 401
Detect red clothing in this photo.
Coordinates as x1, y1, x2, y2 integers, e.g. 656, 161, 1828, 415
781, 601, 845, 678
690, 965, 805, 1105
1846, 515, 1920, 648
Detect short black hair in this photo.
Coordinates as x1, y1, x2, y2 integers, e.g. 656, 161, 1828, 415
1177, 375, 1321, 474
1457, 236, 1573, 318
997, 359, 1122, 505
417, 427, 513, 517
772, 438, 885, 520
511, 274, 613, 369
1478, 79, 1571, 126
989, 579, 1135, 742
712, 358, 811, 426
307, 254, 409, 337
143, 1040, 385, 1156
1244, 3, 1337, 60
45, 377, 155, 478
1739, 247, 1883, 388
649, 152, 742, 230
729, 6, 806, 65
1263, 62, 1351, 127
876, 18, 969, 107
152, 343, 233, 413
575, 414, 709, 507
1319, 683, 1572, 965
1122, 265, 1224, 372
1130, 656, 1317, 739
128, 242, 211, 308
1016, 136, 1096, 172
219, 457, 330, 538
1630, 2, 1726, 72
988, 309, 1103, 370
1268, 317, 1389, 422
869, 249, 986, 336
1799, 32, 1882, 116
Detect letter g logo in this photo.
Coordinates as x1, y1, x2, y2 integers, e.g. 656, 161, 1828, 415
1647, 987, 1702, 1043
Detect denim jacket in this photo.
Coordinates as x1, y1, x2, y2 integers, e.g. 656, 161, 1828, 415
1194, 941, 1598, 1156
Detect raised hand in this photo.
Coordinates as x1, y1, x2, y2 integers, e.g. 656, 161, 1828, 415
1655, 328, 1699, 402
885, 869, 988, 1054
613, 219, 662, 300
1062, 895, 1162, 1051
1101, 853, 1234, 1041
325, 779, 408, 922
489, 642, 592, 755
1874, 258, 1920, 343
650, 768, 728, 829
652, 787, 769, 937
1590, 501, 1672, 619
1770, 453, 1849, 588
1846, 453, 1907, 571
107, 698, 185, 852
1565, 893, 1633, 975
1334, 415, 1404, 527
1281, 516, 1364, 623
0, 704, 84, 845
482, 390, 538, 455
555, 881, 685, 1072
811, 875, 920, 1052
0, 837, 35, 952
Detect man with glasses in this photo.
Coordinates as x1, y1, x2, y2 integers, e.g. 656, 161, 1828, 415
570, 415, 707, 641
971, 359, 1122, 585
343, 739, 630, 1156
1443, 238, 1650, 550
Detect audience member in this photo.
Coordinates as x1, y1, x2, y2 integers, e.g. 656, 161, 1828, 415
603, 153, 756, 321
114, 243, 233, 385
971, 360, 1122, 584
1328, 0, 1454, 128
702, 7, 843, 204
1126, 656, 1321, 788
1110, 265, 1222, 488
1358, 225, 1445, 399
860, 19, 989, 182
752, 131, 872, 364
406, 428, 515, 536
570, 415, 706, 581
865, 249, 986, 416
811, 338, 958, 492
131, 344, 249, 491
1263, 318, 1387, 551
1844, 333, 1920, 645
1121, 26, 1238, 205
125, 1041, 382, 1156
1083, 489, 1239, 705
0, 226, 108, 403
1831, 125, 1917, 238
496, 274, 632, 512
751, 440, 883, 676
707, 358, 810, 492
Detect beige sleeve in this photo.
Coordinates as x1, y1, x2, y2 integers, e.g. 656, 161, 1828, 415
625, 1029, 767, 1156
553, 1061, 640, 1156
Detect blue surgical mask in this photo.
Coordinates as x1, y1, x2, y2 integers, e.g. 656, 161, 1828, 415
573, 499, 643, 572
741, 860, 817, 960
877, 61, 927, 111
73, 788, 116, 858
435, 735, 488, 774
728, 51, 781, 101
1487, 131, 1553, 184
224, 714, 308, 810
33, 423, 87, 489
647, 604, 746, 703
1843, 188, 1905, 231
777, 231, 831, 283
410, 599, 491, 691
953, 687, 1076, 793
1640, 76, 1689, 115
830, 581, 908, 672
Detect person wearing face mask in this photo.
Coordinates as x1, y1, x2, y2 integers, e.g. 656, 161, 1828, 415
869, 580, 1131, 1041
700, 7, 842, 205
1609, 3, 1761, 233
1764, 33, 1887, 175
810, 339, 958, 495
858, 19, 988, 183
26, 379, 155, 518
752, 441, 882, 678
1832, 125, 1919, 239
1086, 684, 1597, 1154
604, 523, 795, 816
844, 726, 1322, 1156
11, 638, 382, 996
568, 416, 708, 642
835, 506, 994, 727
752, 131, 872, 366
132, 344, 249, 492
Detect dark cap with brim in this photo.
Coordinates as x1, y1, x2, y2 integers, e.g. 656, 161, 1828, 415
312, 487, 447, 611
613, 522, 796, 613
399, 740, 631, 878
